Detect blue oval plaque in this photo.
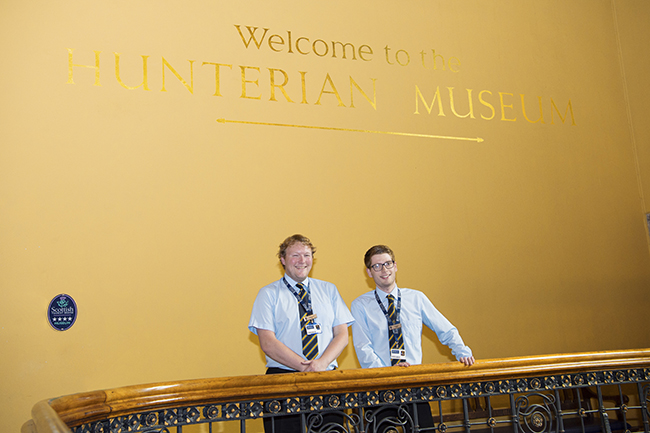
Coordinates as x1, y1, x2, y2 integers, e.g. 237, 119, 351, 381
48, 294, 77, 331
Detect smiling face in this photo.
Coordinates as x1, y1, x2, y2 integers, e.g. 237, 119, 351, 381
280, 242, 314, 283
367, 252, 398, 293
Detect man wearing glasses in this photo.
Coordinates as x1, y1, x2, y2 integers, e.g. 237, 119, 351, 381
350, 245, 474, 431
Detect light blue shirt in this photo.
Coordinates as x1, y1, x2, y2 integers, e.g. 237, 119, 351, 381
351, 286, 472, 368
249, 275, 355, 371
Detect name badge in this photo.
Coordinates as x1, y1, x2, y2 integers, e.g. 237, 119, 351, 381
390, 349, 406, 360
306, 323, 322, 335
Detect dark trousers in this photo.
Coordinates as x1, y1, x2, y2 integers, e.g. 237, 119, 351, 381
263, 367, 346, 433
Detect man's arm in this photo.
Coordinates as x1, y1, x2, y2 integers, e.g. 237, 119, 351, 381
419, 293, 474, 366
257, 329, 310, 372
302, 323, 348, 372
350, 300, 388, 368
350, 321, 386, 368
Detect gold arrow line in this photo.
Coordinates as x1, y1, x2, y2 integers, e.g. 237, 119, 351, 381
216, 118, 484, 143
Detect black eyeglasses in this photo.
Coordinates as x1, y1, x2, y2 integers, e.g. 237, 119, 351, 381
370, 261, 395, 272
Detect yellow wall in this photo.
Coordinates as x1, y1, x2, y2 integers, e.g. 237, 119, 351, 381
616, 1, 650, 214
1, 1, 649, 432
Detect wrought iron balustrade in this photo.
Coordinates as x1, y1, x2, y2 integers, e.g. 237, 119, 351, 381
22, 349, 650, 433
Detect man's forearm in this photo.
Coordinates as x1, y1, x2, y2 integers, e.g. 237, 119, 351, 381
316, 324, 349, 366
258, 329, 307, 371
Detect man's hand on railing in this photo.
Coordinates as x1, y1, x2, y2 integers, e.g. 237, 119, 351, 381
459, 356, 475, 367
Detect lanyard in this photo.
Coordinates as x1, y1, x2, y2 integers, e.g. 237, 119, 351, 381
374, 288, 402, 334
283, 277, 313, 315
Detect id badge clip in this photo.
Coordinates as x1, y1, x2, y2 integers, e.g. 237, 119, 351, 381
305, 323, 322, 335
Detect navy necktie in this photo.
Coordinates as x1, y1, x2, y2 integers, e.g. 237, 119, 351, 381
387, 294, 404, 365
297, 283, 318, 360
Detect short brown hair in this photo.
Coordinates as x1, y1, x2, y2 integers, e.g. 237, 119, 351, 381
278, 234, 317, 262
364, 245, 395, 269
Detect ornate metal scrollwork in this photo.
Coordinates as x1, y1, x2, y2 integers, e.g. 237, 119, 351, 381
224, 403, 240, 418
399, 388, 412, 402
515, 393, 557, 433
587, 373, 597, 385
310, 396, 325, 410
286, 398, 301, 414
517, 379, 529, 392
328, 395, 342, 408
367, 391, 380, 406
203, 405, 219, 420
77, 424, 92, 433
267, 400, 282, 414
544, 376, 557, 389
70, 366, 650, 433
604, 372, 614, 383
364, 405, 413, 433
93, 422, 108, 433
560, 375, 571, 387
126, 415, 141, 430
109, 418, 124, 433
307, 410, 360, 433
163, 409, 177, 425
382, 390, 396, 404
249, 402, 263, 418
181, 407, 200, 423
346, 393, 360, 407
420, 387, 433, 400
573, 374, 585, 385
499, 380, 512, 393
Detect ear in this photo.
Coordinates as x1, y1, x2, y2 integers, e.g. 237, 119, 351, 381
280, 256, 286, 267
366, 268, 372, 278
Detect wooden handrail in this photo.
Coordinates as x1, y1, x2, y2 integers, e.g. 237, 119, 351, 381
26, 348, 650, 433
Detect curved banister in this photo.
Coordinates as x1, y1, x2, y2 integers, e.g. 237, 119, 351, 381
25, 348, 650, 433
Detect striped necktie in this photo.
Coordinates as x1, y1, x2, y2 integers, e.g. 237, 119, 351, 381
297, 282, 318, 360
387, 294, 404, 366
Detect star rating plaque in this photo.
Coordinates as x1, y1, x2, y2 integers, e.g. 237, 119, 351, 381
48, 294, 78, 331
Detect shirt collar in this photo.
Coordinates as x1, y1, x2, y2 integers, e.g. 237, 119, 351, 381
375, 284, 398, 299
284, 274, 310, 289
